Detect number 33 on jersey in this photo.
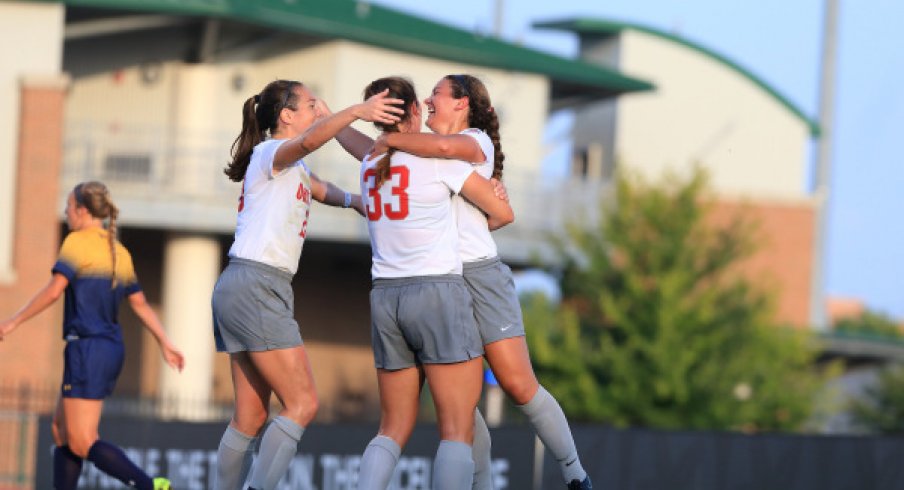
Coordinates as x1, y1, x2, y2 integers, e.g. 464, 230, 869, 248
363, 166, 410, 221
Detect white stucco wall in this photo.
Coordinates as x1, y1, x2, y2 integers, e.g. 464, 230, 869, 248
60, 39, 550, 251
0, 2, 64, 282
613, 30, 811, 199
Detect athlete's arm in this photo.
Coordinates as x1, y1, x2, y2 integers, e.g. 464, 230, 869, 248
314, 98, 376, 161
273, 89, 404, 172
375, 133, 485, 163
460, 173, 515, 231
310, 172, 366, 217
128, 291, 185, 372
0, 273, 68, 340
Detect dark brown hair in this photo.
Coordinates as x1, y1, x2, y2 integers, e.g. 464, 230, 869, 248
224, 80, 301, 182
363, 77, 418, 188
445, 74, 504, 180
72, 181, 120, 285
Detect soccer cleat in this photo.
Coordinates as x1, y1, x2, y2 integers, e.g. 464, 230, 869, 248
153, 477, 172, 490
567, 475, 592, 489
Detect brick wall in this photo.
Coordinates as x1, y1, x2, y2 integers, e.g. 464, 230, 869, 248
0, 77, 69, 387
710, 198, 816, 328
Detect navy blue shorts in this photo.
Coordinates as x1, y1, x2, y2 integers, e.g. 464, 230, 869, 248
62, 336, 125, 399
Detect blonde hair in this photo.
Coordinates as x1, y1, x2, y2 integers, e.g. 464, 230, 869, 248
72, 181, 120, 285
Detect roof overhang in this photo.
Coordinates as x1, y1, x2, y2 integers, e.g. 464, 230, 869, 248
535, 17, 820, 135
35, 0, 654, 106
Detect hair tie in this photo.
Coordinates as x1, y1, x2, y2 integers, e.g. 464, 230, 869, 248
488, 106, 494, 113
253, 94, 261, 104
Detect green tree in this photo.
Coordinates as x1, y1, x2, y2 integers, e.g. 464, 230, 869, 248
833, 309, 903, 340
850, 364, 904, 433
524, 169, 828, 431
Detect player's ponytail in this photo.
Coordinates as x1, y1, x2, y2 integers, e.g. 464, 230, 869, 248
225, 80, 301, 182
447, 75, 505, 180
363, 77, 418, 188
73, 181, 120, 286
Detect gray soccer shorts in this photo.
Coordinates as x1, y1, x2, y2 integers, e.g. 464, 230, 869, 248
462, 256, 526, 345
370, 274, 484, 370
212, 257, 302, 353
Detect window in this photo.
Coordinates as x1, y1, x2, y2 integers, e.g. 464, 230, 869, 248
103, 153, 152, 181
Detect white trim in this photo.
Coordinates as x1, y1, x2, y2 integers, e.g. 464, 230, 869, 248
0, 268, 17, 285
20, 73, 71, 90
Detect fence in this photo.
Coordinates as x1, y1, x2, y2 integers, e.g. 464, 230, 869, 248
0, 383, 56, 489
9, 379, 904, 489
0, 382, 232, 489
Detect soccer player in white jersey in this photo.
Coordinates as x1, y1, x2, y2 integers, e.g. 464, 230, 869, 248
211, 79, 404, 490
372, 75, 593, 490
352, 76, 513, 490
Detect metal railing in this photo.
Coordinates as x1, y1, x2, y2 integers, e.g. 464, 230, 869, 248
0, 381, 233, 489
60, 123, 614, 260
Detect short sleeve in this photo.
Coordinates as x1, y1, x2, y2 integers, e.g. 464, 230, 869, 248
116, 246, 142, 295
251, 139, 283, 181
435, 159, 476, 194
51, 234, 80, 281
461, 129, 494, 165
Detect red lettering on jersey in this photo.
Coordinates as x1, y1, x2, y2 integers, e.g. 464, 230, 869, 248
363, 166, 410, 221
296, 182, 311, 203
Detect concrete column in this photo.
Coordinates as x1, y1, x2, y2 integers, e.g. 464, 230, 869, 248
169, 63, 222, 195
159, 233, 220, 420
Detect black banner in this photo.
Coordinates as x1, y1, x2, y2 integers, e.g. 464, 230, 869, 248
37, 417, 904, 489
35, 416, 535, 489
540, 425, 904, 490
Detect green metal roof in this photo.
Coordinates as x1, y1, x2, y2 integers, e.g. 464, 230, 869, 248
35, 0, 654, 99
534, 18, 820, 136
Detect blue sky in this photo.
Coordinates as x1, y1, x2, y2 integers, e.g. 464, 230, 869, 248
375, 0, 904, 321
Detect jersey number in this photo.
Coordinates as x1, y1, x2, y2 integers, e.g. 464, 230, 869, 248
297, 183, 311, 238
364, 166, 410, 221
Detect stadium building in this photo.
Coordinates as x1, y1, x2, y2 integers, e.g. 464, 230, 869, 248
1, 1, 819, 423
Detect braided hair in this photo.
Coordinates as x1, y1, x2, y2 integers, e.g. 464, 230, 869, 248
362, 77, 418, 188
72, 181, 120, 286
446, 75, 504, 180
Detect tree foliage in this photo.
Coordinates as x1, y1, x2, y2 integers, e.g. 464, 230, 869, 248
849, 364, 904, 434
833, 309, 903, 340
524, 169, 827, 431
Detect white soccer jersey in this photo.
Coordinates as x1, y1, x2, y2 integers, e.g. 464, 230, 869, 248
228, 139, 313, 275
362, 150, 475, 279
455, 128, 499, 262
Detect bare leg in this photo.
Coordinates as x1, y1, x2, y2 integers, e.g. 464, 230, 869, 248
486, 337, 587, 485
245, 345, 319, 490
425, 358, 484, 490
64, 398, 154, 489
215, 353, 271, 490
52, 396, 82, 490
357, 366, 423, 490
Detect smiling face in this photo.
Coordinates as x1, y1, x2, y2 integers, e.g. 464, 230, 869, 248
424, 77, 469, 134
279, 85, 319, 137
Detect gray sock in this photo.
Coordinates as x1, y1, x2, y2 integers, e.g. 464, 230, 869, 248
357, 435, 401, 490
215, 425, 258, 490
248, 416, 304, 490
471, 410, 494, 490
433, 440, 474, 490
518, 386, 586, 483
